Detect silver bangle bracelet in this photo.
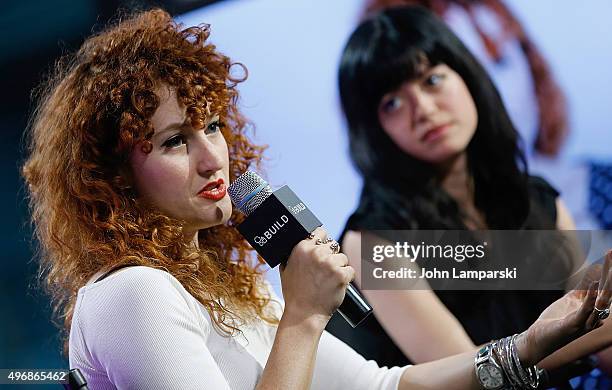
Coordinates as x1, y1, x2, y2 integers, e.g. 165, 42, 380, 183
488, 335, 541, 390
504, 336, 523, 387
492, 339, 517, 388
510, 334, 539, 389
509, 334, 531, 387
476, 336, 542, 390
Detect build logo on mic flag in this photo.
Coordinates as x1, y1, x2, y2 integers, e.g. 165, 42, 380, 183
238, 186, 322, 268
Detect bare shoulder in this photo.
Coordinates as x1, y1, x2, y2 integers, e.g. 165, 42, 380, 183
342, 230, 361, 249
342, 230, 362, 264
556, 198, 576, 230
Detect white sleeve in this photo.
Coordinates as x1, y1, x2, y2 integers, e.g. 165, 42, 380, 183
77, 267, 231, 390
311, 331, 406, 390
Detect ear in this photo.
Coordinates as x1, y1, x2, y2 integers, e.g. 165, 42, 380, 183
113, 165, 137, 196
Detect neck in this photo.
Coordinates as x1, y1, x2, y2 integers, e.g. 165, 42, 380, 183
184, 228, 200, 250
436, 152, 488, 229
437, 152, 473, 205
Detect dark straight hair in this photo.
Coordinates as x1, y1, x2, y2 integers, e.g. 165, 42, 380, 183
339, 6, 544, 229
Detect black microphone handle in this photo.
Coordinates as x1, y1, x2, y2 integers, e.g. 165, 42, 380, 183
338, 281, 372, 327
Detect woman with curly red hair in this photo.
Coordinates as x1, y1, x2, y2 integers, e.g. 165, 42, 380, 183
22, 7, 612, 390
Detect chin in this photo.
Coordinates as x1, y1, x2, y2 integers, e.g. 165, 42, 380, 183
427, 143, 465, 163
219, 197, 233, 221
423, 151, 456, 164
191, 205, 232, 230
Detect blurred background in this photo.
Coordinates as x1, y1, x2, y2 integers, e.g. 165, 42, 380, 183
2, 0, 611, 378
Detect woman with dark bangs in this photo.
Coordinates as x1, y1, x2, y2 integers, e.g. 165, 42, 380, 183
360, 0, 569, 158
22, 7, 611, 390
327, 4, 612, 378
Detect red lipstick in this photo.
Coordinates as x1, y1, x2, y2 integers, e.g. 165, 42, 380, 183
198, 178, 227, 201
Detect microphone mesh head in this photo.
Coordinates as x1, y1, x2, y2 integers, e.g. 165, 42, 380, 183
228, 171, 273, 216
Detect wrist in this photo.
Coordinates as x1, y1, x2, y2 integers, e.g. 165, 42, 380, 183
280, 307, 330, 333
515, 331, 536, 366
476, 335, 542, 390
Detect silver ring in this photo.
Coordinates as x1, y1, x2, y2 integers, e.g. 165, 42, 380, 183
330, 241, 340, 254
315, 236, 333, 245
594, 306, 610, 320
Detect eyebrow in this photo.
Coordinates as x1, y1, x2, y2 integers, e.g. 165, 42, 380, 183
147, 118, 187, 141
157, 119, 188, 134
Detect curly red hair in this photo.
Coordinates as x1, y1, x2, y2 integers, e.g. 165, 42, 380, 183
22, 8, 277, 355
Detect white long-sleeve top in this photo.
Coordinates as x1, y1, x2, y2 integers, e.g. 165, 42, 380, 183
69, 266, 405, 389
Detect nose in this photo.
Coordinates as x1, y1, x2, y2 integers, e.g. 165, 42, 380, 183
411, 89, 437, 125
193, 137, 224, 178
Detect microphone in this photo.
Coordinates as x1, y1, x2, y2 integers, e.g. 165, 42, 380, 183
228, 171, 372, 327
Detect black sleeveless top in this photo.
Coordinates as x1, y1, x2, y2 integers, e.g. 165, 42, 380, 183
325, 176, 563, 367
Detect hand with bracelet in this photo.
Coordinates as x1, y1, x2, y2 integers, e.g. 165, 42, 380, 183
474, 250, 611, 389
397, 250, 611, 389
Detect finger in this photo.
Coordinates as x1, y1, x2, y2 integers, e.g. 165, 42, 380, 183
599, 250, 612, 295
573, 263, 601, 299
322, 239, 341, 255
298, 228, 326, 252
572, 281, 598, 329
328, 253, 349, 268
596, 272, 611, 307
340, 265, 355, 285
308, 227, 327, 243
582, 281, 600, 330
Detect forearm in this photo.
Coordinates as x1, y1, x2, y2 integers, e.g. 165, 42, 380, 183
348, 232, 475, 363
398, 334, 537, 390
365, 290, 475, 363
398, 350, 481, 390
538, 320, 612, 370
256, 311, 327, 390
597, 345, 612, 375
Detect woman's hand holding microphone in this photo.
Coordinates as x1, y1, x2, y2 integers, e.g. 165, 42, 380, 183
280, 227, 355, 330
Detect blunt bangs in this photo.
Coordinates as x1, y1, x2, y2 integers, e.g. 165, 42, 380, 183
339, 7, 459, 130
